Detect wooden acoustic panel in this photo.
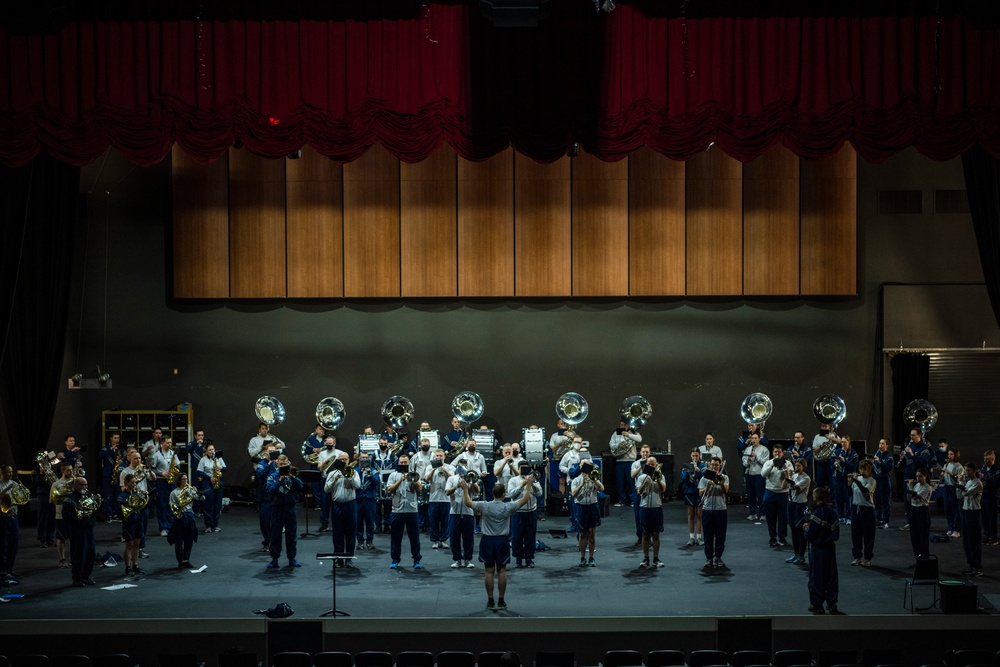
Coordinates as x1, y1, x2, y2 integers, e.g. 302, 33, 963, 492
343, 145, 400, 298
171, 146, 230, 299
629, 148, 686, 296
515, 154, 571, 297
743, 147, 800, 295
229, 149, 286, 298
401, 146, 457, 297
458, 150, 514, 297
571, 152, 629, 296
800, 145, 858, 295
285, 147, 344, 298
686, 150, 743, 296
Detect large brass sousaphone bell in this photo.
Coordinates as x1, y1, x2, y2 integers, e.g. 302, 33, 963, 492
450, 391, 485, 457
740, 392, 772, 426
255, 396, 286, 426
381, 396, 414, 454
554, 392, 589, 458
813, 394, 847, 428
903, 399, 938, 434
620, 396, 652, 430
315, 397, 346, 431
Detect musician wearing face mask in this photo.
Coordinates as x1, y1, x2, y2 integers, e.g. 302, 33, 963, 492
900, 430, 934, 531
811, 423, 840, 491
549, 419, 572, 495
572, 460, 604, 567
559, 437, 585, 534
412, 438, 434, 533
609, 420, 641, 507
981, 450, 999, 546
371, 437, 396, 534
872, 438, 895, 529
355, 453, 379, 550
455, 440, 487, 533
302, 424, 327, 523
831, 436, 858, 524
324, 451, 358, 568
761, 445, 793, 547
196, 444, 226, 533
942, 448, 965, 539
424, 449, 454, 549
958, 462, 984, 577
446, 462, 478, 568
680, 449, 704, 547
264, 454, 304, 569
508, 462, 542, 568
848, 460, 876, 567
386, 454, 422, 569
906, 468, 933, 560
167, 473, 198, 569
785, 459, 811, 566
635, 456, 667, 568
315, 436, 343, 532
741, 433, 769, 522
62, 477, 97, 587
698, 457, 729, 570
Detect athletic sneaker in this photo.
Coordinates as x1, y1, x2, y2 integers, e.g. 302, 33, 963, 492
639, 559, 649, 568
389, 562, 399, 569
851, 558, 861, 566
486, 598, 496, 610
653, 559, 664, 568
497, 599, 507, 609
579, 558, 587, 567
451, 561, 460, 569
465, 561, 475, 569
588, 557, 596, 567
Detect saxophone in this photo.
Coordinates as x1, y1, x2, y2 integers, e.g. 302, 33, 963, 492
166, 452, 180, 485
211, 461, 223, 490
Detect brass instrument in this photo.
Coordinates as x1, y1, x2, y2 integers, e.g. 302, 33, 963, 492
166, 455, 180, 485
381, 395, 414, 455
649, 463, 664, 483
343, 461, 356, 480
450, 391, 484, 457
124, 464, 148, 492
289, 466, 299, 478
211, 461, 223, 490
315, 396, 346, 431
812, 394, 846, 462
111, 449, 122, 485
49, 477, 75, 505
740, 392, 772, 427
254, 395, 287, 458
903, 399, 938, 434
170, 485, 199, 518
307, 450, 320, 465
406, 471, 421, 483
0, 478, 30, 515
554, 392, 589, 459
587, 466, 602, 482
614, 395, 652, 455
35, 450, 57, 485
463, 470, 480, 485
122, 489, 149, 520
75, 491, 102, 519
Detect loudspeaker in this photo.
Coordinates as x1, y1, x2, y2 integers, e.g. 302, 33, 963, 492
940, 581, 978, 614
546, 495, 569, 517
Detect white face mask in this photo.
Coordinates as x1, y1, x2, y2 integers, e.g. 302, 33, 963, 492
573, 443, 582, 451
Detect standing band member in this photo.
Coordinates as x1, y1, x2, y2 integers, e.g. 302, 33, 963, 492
900, 430, 933, 531
167, 474, 198, 568
302, 425, 327, 528
386, 454, 422, 569
446, 464, 477, 569
761, 445, 792, 547
831, 436, 858, 523
680, 449, 704, 547
255, 445, 275, 552
147, 436, 179, 536
51, 463, 75, 569
571, 460, 603, 567
785, 459, 811, 566
461, 478, 530, 610
426, 449, 454, 550
508, 461, 542, 568
872, 438, 894, 529
99, 434, 122, 520
907, 468, 933, 560
265, 455, 303, 569
981, 451, 999, 546
958, 462, 983, 577
324, 452, 358, 568
196, 444, 226, 533
355, 453, 379, 550
119, 449, 151, 576
0, 465, 22, 586
942, 449, 965, 538
804, 487, 840, 615
636, 456, 667, 568
740, 432, 769, 521
32, 453, 57, 547
698, 457, 729, 571
849, 460, 876, 567
62, 477, 97, 587
609, 420, 641, 507
811, 423, 838, 492
630, 445, 652, 547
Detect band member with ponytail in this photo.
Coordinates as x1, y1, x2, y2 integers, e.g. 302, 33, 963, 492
786, 459, 811, 566
942, 448, 965, 538
167, 473, 198, 569
804, 486, 839, 614
849, 460, 876, 567
907, 468, 933, 560
571, 460, 603, 567
636, 456, 667, 568
872, 438, 894, 528
958, 462, 983, 577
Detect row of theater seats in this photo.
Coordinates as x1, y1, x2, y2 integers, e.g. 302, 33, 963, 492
2, 648, 999, 667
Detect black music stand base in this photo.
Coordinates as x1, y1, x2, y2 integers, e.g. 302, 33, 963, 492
299, 470, 322, 538
317, 552, 354, 617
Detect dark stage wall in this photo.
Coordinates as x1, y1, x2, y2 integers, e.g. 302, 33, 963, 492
13, 149, 992, 488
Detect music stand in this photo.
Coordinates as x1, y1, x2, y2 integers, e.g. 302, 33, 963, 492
316, 552, 354, 617
299, 470, 322, 538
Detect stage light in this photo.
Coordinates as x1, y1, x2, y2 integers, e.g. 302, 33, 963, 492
287, 149, 302, 159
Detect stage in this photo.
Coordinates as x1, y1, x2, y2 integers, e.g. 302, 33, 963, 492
0, 501, 996, 665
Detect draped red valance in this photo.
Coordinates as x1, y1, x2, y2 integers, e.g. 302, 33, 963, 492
1, 3, 997, 166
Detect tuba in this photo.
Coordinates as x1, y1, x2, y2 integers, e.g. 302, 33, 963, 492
903, 399, 938, 434
316, 397, 346, 431
254, 396, 286, 456
813, 394, 846, 462
1, 478, 30, 515
450, 391, 484, 457
614, 396, 651, 456
740, 392, 772, 427
554, 392, 589, 459
75, 491, 102, 519
381, 395, 414, 455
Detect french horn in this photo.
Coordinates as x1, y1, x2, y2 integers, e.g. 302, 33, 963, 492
75, 491, 102, 519
903, 399, 938, 434
740, 393, 772, 426
316, 397, 346, 431
0, 478, 30, 515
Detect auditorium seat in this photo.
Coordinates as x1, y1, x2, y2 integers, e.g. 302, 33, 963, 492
159, 654, 203, 667
819, 651, 857, 667
396, 653, 433, 667
218, 653, 258, 667
731, 651, 770, 667
773, 652, 811, 667
436, 652, 475, 667
93, 655, 132, 667
53, 656, 91, 667
646, 652, 685, 667
313, 653, 351, 667
535, 653, 574, 667
479, 652, 505, 667
862, 650, 901, 667
602, 651, 644, 667
272, 653, 312, 667
689, 651, 727, 667
355, 653, 392, 667
11, 656, 51, 667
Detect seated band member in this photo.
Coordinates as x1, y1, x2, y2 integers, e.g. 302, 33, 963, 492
906, 468, 933, 560
740, 431, 769, 521
51, 462, 76, 569
167, 473, 198, 568
446, 463, 478, 568
872, 438, 894, 529
146, 436, 179, 536
386, 454, 421, 569
119, 449, 152, 576
571, 461, 603, 567
636, 456, 667, 568
631, 445, 652, 547
62, 477, 97, 587
698, 457, 729, 570
265, 454, 304, 569
355, 453, 379, 550
196, 444, 226, 533
425, 449, 454, 549
0, 465, 22, 586
324, 452, 358, 568
461, 478, 531, 611
609, 420, 641, 506
849, 460, 877, 567
680, 449, 704, 547
982, 451, 999, 545
785, 459, 811, 566
942, 448, 965, 538
831, 436, 859, 523
761, 445, 793, 547
958, 462, 983, 577
804, 487, 840, 615
508, 462, 542, 568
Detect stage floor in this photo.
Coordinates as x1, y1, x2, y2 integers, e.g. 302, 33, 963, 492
2, 501, 996, 619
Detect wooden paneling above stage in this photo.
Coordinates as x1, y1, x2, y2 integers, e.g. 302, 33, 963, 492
170, 145, 857, 299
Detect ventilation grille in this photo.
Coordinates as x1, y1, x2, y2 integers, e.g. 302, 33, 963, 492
934, 190, 970, 215
927, 351, 1000, 446
878, 189, 923, 215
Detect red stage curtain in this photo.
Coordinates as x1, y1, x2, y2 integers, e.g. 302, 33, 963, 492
0, 6, 997, 167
